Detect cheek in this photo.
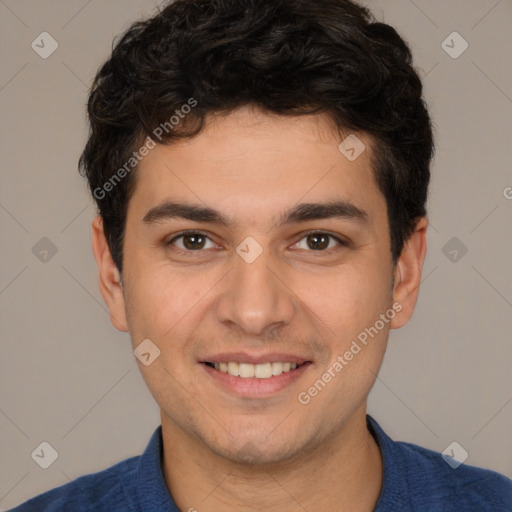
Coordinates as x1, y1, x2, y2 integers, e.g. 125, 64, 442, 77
293, 262, 392, 341
123, 267, 203, 398
124, 261, 183, 342
124, 259, 221, 353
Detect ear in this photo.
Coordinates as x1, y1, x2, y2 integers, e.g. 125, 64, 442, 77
390, 217, 428, 329
91, 215, 129, 332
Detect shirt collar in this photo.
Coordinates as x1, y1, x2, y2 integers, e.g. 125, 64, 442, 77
367, 414, 410, 511
132, 425, 180, 511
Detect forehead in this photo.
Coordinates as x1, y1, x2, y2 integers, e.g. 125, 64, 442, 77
128, 107, 386, 226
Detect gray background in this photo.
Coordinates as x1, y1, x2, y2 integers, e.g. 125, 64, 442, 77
1, 0, 511, 509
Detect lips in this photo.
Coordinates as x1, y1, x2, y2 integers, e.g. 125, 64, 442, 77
199, 352, 313, 382
199, 352, 311, 366
200, 357, 312, 397
205, 361, 309, 378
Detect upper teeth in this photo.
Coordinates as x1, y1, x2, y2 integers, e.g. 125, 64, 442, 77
213, 362, 298, 378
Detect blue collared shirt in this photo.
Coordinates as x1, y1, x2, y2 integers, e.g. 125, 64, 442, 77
9, 415, 512, 511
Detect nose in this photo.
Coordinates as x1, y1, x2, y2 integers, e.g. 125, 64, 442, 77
214, 247, 296, 337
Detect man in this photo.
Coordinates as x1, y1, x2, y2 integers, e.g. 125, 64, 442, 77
11, 0, 512, 510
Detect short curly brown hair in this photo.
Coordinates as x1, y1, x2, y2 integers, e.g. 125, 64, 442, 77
79, 0, 434, 273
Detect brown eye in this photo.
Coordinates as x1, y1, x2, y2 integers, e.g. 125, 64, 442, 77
294, 232, 345, 251
169, 232, 215, 251
183, 234, 205, 250
306, 233, 330, 250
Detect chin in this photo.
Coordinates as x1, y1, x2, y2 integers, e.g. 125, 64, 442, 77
219, 441, 298, 466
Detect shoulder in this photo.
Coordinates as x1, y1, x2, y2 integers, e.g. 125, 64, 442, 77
368, 416, 512, 511
396, 439, 512, 510
8, 456, 139, 512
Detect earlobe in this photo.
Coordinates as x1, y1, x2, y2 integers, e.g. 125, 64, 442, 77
390, 217, 428, 329
91, 215, 129, 332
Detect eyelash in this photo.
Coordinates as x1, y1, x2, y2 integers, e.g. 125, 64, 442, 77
166, 230, 348, 254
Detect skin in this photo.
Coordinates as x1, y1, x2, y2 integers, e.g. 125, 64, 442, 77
92, 105, 427, 511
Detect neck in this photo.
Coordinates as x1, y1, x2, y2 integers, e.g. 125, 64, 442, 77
161, 407, 383, 512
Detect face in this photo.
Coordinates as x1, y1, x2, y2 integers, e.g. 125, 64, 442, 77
93, 106, 426, 465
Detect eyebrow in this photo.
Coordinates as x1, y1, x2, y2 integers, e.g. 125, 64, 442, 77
142, 200, 368, 228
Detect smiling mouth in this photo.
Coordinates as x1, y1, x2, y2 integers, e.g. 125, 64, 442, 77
203, 361, 311, 379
